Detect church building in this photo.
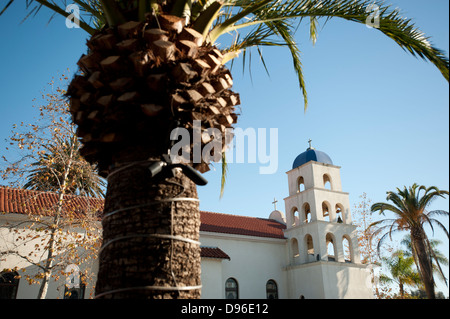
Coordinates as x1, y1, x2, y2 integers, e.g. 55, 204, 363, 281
0, 145, 373, 299
200, 145, 373, 299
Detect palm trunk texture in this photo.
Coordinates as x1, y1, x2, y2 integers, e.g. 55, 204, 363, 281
94, 147, 201, 299
411, 229, 436, 299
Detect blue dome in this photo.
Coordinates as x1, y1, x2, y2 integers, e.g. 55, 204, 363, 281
292, 148, 333, 169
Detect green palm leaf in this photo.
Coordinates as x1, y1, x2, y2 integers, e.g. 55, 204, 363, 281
24, 137, 106, 198
2, 0, 448, 100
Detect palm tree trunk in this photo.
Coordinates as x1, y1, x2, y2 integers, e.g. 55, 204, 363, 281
94, 145, 201, 299
399, 282, 404, 299
411, 229, 435, 299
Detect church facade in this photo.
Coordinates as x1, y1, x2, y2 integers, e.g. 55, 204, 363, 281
200, 146, 373, 299
0, 147, 373, 299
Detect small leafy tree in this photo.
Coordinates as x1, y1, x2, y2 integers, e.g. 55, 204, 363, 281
379, 250, 421, 299
0, 74, 104, 299
353, 192, 388, 298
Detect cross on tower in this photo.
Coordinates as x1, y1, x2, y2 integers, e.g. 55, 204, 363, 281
272, 197, 278, 210
308, 139, 312, 149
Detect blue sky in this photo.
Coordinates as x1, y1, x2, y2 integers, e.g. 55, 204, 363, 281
0, 1, 448, 296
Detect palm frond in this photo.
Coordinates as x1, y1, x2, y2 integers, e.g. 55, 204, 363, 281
426, 237, 448, 287
427, 210, 449, 218
212, 0, 448, 81
309, 16, 318, 45
222, 13, 308, 108
374, 228, 403, 256
192, 1, 224, 38
220, 151, 228, 198
371, 202, 404, 217
265, 19, 308, 110
0, 0, 100, 34
428, 218, 450, 239
419, 189, 449, 209
369, 219, 400, 241
0, 0, 14, 16
24, 137, 106, 198
99, 0, 126, 27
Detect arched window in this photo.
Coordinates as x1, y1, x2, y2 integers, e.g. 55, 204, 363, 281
343, 235, 353, 263
291, 207, 299, 227
64, 275, 86, 299
305, 234, 314, 256
0, 270, 20, 299
291, 238, 299, 258
326, 233, 336, 261
335, 204, 344, 223
225, 278, 239, 299
303, 202, 311, 223
323, 174, 332, 190
266, 280, 278, 299
322, 201, 330, 222
297, 176, 305, 192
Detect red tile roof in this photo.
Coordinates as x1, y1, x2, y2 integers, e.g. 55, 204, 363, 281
0, 186, 103, 219
200, 247, 230, 260
1, 186, 286, 239
200, 211, 286, 239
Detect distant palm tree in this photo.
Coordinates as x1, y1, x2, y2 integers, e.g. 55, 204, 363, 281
370, 184, 449, 299
379, 250, 421, 299
24, 136, 105, 198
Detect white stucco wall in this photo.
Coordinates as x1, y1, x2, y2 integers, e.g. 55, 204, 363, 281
286, 261, 373, 299
199, 231, 288, 299
0, 213, 98, 299
200, 258, 224, 299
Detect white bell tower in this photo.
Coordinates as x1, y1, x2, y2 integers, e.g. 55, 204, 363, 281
282, 141, 373, 299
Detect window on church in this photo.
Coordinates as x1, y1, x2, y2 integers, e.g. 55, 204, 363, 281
297, 176, 305, 192
0, 270, 20, 299
64, 275, 86, 299
225, 278, 239, 299
326, 233, 336, 261
343, 236, 352, 263
335, 204, 344, 223
291, 207, 299, 227
291, 238, 299, 258
303, 203, 311, 223
305, 235, 314, 255
323, 174, 332, 190
266, 280, 278, 299
322, 202, 330, 222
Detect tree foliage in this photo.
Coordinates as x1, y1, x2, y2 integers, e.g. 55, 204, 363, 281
0, 73, 104, 299
1, 72, 106, 197
23, 137, 105, 198
379, 250, 421, 299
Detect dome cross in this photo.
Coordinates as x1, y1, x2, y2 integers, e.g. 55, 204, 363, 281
272, 198, 278, 210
